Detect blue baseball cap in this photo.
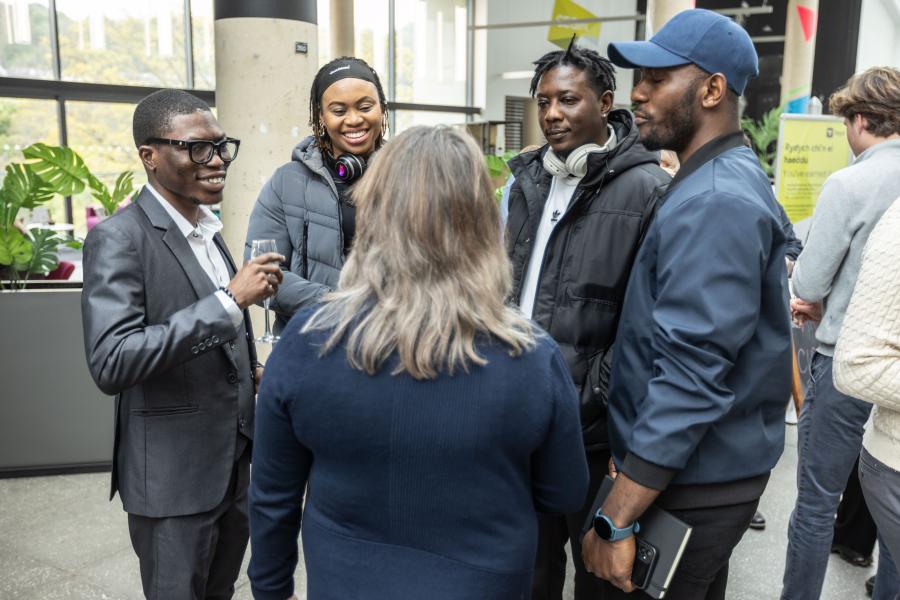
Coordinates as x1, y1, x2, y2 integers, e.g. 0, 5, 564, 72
607, 8, 759, 96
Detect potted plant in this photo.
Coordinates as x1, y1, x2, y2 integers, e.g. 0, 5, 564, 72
485, 149, 517, 201
742, 106, 783, 180
0, 143, 134, 475
0, 143, 134, 289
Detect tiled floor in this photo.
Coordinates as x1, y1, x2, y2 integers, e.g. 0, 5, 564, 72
0, 426, 877, 599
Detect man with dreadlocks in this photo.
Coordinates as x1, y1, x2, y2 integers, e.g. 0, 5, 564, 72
504, 38, 669, 600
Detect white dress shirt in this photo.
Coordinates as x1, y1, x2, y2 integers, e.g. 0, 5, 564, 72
146, 184, 243, 329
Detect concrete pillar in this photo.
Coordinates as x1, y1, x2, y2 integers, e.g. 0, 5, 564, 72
645, 0, 694, 38
522, 98, 544, 149
330, 0, 354, 58
214, 0, 318, 358
781, 0, 819, 113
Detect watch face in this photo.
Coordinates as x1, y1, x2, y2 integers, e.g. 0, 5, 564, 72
594, 515, 615, 540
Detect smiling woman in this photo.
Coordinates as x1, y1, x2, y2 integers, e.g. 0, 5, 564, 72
244, 56, 388, 334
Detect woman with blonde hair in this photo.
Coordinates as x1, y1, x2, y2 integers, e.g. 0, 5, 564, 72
247, 126, 589, 600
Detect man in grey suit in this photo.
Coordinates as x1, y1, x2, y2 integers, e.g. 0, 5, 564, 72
82, 89, 283, 599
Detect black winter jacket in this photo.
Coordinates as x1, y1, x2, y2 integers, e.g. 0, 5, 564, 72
506, 110, 670, 451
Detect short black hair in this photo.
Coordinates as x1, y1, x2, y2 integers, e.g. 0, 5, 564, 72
132, 89, 211, 148
309, 56, 388, 154
529, 40, 617, 98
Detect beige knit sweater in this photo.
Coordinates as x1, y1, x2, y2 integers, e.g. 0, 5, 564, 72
834, 197, 900, 471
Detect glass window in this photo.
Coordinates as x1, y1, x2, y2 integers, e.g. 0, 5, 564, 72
56, 0, 187, 87
317, 0, 331, 66
0, 97, 61, 223
191, 0, 214, 89
0, 0, 53, 79
65, 100, 145, 236
392, 110, 467, 134
394, 0, 467, 105
354, 0, 389, 84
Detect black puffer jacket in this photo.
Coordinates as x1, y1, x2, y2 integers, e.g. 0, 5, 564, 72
506, 110, 669, 451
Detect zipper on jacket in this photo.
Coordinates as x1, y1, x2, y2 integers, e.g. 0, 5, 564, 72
301, 218, 309, 279
531, 188, 583, 329
532, 168, 609, 327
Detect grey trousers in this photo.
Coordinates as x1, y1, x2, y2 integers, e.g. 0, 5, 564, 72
859, 447, 900, 600
127, 450, 250, 600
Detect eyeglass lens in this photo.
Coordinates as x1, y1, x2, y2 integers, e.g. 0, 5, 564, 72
190, 140, 238, 164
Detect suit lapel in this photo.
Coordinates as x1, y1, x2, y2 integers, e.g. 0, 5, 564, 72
136, 188, 250, 369
214, 233, 238, 276
136, 188, 217, 301
214, 233, 257, 366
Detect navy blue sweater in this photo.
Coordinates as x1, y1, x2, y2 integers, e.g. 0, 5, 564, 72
248, 310, 589, 600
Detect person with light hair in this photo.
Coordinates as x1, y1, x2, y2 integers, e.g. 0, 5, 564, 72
785, 65, 900, 599
247, 125, 590, 600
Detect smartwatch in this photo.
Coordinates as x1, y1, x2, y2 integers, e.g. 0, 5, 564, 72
593, 509, 640, 542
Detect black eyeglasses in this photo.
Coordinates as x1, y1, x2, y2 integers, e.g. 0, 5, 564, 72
145, 137, 241, 164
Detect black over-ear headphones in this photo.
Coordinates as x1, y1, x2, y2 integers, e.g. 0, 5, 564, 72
334, 154, 367, 183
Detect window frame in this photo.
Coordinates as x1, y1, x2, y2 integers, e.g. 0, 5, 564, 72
1, 0, 480, 226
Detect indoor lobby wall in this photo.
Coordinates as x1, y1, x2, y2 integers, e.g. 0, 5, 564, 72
482, 0, 639, 122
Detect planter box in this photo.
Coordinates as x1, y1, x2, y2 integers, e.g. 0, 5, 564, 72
0, 288, 113, 476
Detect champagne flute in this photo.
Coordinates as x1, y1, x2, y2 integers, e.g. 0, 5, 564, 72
251, 239, 280, 344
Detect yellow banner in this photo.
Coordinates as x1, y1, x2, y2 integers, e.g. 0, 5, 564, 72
548, 0, 601, 48
775, 116, 851, 222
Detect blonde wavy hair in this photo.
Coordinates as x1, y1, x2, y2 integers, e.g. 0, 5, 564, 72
829, 67, 900, 137
302, 126, 536, 379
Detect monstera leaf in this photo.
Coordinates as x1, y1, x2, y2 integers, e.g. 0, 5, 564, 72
89, 170, 135, 216
22, 143, 90, 196
22, 228, 62, 277
0, 163, 55, 227
0, 228, 33, 270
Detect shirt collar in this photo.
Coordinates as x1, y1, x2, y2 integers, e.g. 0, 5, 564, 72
145, 183, 223, 240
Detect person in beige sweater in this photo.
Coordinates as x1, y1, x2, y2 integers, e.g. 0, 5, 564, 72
834, 195, 900, 599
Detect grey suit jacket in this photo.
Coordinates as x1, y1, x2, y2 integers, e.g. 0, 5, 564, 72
81, 187, 258, 518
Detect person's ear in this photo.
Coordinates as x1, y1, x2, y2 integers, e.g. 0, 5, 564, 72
700, 73, 728, 109
855, 113, 868, 134
598, 89, 614, 116
138, 144, 156, 172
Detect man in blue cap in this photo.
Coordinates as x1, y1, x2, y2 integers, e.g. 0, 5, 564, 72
579, 9, 792, 599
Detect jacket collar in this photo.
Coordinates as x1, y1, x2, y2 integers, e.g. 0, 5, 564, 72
669, 130, 746, 191
135, 186, 219, 301
143, 182, 223, 241
294, 135, 340, 199
853, 138, 900, 164
135, 185, 178, 231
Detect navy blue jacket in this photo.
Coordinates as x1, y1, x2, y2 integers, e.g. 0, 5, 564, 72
248, 309, 589, 600
608, 132, 792, 509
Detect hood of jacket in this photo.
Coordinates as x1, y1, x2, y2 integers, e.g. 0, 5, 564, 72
290, 135, 339, 198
